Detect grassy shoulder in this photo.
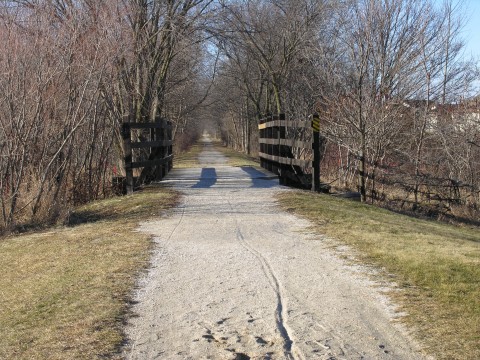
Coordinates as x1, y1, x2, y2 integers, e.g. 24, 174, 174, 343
214, 142, 259, 167
0, 186, 179, 360
173, 142, 204, 168
277, 190, 480, 360
175, 139, 259, 168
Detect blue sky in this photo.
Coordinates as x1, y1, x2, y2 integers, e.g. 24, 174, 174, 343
435, 0, 480, 94
461, 0, 480, 60
431, 0, 480, 59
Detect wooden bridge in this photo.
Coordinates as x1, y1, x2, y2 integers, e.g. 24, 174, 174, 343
120, 114, 328, 194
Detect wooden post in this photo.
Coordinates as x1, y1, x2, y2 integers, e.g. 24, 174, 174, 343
122, 123, 134, 195
266, 114, 273, 172
259, 115, 266, 169
278, 113, 286, 184
155, 125, 164, 181
312, 113, 321, 192
167, 121, 173, 171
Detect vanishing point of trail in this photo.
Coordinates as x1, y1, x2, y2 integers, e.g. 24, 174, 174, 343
124, 135, 427, 360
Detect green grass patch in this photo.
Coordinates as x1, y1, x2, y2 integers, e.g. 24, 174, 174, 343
0, 186, 180, 360
277, 191, 480, 360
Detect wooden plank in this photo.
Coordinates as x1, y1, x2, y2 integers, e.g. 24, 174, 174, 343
127, 122, 172, 130
131, 140, 173, 149
260, 120, 310, 129
259, 138, 277, 145
259, 138, 311, 148
131, 155, 173, 169
259, 152, 311, 167
285, 139, 311, 148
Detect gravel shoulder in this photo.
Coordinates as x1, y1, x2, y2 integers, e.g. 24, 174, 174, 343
124, 136, 429, 360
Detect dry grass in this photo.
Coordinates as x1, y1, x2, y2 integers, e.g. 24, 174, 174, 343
174, 143, 204, 168
0, 186, 179, 360
175, 140, 259, 168
215, 143, 259, 167
277, 190, 480, 360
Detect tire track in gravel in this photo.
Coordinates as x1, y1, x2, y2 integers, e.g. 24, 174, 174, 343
165, 197, 189, 242
235, 227, 298, 359
227, 193, 303, 360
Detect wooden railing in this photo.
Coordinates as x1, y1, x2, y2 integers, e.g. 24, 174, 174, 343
122, 121, 173, 194
259, 113, 325, 191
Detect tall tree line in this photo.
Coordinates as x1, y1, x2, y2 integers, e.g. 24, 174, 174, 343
0, 0, 214, 231
211, 0, 479, 220
1, 0, 478, 231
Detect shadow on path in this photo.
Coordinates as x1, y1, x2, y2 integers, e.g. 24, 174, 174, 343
240, 166, 278, 189
192, 168, 217, 188
189, 167, 278, 189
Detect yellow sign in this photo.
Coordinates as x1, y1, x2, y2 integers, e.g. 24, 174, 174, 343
312, 115, 320, 132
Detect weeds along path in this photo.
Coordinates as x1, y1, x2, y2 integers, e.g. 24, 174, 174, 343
124, 135, 428, 360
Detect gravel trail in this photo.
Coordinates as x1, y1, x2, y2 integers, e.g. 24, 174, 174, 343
124, 136, 428, 360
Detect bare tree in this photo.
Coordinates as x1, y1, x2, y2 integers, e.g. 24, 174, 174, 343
318, 0, 472, 202
0, 1, 121, 229
217, 0, 326, 114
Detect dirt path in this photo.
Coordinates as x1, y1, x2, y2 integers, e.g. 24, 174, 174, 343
124, 136, 428, 360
